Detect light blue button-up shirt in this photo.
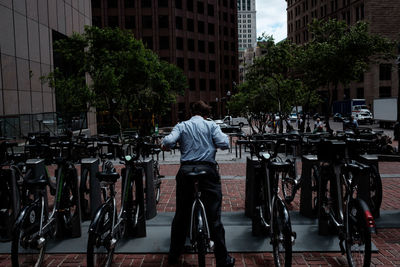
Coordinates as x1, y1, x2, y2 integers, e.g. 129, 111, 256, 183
162, 115, 229, 164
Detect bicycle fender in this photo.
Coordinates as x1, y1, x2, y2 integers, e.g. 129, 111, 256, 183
88, 203, 113, 235
357, 198, 376, 234
14, 201, 42, 231
276, 198, 292, 231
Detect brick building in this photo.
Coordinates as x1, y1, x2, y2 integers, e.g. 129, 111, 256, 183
286, 0, 400, 112
0, 0, 96, 137
92, 0, 239, 124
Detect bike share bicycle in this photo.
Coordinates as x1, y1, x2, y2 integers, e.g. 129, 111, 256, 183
314, 138, 376, 267
238, 139, 296, 267
86, 138, 148, 267
11, 135, 81, 267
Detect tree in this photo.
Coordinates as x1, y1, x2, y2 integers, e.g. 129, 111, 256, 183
43, 26, 186, 136
229, 35, 309, 133
304, 19, 395, 131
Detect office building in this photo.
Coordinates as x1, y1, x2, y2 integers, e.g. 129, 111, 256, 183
0, 0, 95, 137
286, 0, 400, 110
92, 0, 239, 123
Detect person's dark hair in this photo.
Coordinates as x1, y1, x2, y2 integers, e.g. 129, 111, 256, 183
191, 100, 211, 117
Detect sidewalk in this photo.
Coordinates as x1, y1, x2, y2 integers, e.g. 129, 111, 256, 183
1, 148, 400, 266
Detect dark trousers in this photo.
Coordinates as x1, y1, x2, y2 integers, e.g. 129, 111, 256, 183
169, 164, 229, 264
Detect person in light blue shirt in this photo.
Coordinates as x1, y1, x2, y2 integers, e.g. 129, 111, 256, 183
161, 100, 235, 267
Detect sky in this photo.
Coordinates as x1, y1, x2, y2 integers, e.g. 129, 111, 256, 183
256, 0, 287, 42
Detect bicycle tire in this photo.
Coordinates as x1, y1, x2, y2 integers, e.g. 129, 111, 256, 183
310, 165, 320, 217
87, 207, 114, 267
281, 164, 296, 204
195, 207, 207, 267
57, 169, 80, 237
79, 168, 91, 221
11, 201, 47, 267
272, 198, 293, 267
345, 199, 372, 267
369, 165, 382, 218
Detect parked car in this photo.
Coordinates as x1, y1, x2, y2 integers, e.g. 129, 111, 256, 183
217, 123, 241, 133
289, 113, 298, 122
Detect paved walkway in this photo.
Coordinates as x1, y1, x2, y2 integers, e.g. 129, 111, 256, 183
1, 148, 400, 266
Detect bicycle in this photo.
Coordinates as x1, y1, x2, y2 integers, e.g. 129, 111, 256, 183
86, 143, 146, 267
237, 139, 296, 267
186, 169, 213, 267
11, 137, 81, 267
315, 139, 376, 267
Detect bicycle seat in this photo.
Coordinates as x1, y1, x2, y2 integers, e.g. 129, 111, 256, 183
187, 170, 208, 179
269, 160, 291, 171
96, 171, 120, 184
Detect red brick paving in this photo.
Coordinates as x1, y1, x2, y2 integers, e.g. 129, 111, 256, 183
2, 158, 400, 266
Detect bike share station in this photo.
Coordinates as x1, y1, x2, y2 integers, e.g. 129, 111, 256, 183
1, 131, 400, 255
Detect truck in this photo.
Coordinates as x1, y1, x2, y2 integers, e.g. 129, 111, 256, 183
223, 116, 248, 127
373, 98, 397, 128
332, 99, 367, 116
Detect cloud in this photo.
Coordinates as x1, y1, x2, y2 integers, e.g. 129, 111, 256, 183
256, 0, 287, 42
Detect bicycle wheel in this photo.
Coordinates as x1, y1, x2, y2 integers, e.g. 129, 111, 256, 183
87, 207, 114, 267
272, 198, 292, 267
345, 199, 372, 267
369, 165, 382, 218
58, 169, 80, 237
310, 165, 320, 217
194, 207, 207, 267
11, 202, 47, 267
79, 168, 91, 221
281, 164, 296, 204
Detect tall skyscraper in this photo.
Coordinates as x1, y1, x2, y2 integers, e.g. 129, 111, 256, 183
92, 0, 239, 124
237, 0, 257, 50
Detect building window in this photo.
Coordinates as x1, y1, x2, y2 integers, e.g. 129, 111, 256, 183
344, 88, 350, 100
223, 12, 228, 22
125, 16, 135, 29
200, 79, 206, 91
142, 16, 152, 28
176, 37, 184, 50
92, 16, 102, 27
187, 0, 193, 11
208, 4, 214, 16
199, 60, 206, 72
142, 36, 153, 49
208, 23, 215, 35
189, 59, 196, 71
177, 57, 184, 69
209, 79, 216, 91
175, 0, 182, 8
159, 15, 169, 28
197, 1, 204, 13
108, 0, 117, 8
92, 0, 101, 8
187, 18, 194, 31
189, 78, 196, 91
379, 87, 391, 97
356, 88, 364, 99
187, 38, 195, 51
209, 60, 215, 72
124, 0, 134, 8
159, 36, 169, 49
198, 21, 205, 33
198, 40, 205, 52
208, 42, 215, 53
158, 0, 168, 7
108, 16, 119, 27
141, 0, 152, 7
176, 16, 183, 29
379, 64, 392, 80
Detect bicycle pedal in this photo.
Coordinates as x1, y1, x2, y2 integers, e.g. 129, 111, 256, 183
209, 240, 214, 250
37, 237, 46, 249
291, 232, 296, 245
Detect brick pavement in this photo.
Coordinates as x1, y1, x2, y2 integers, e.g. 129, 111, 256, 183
1, 153, 400, 266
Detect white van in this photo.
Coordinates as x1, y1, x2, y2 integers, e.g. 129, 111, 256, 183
223, 116, 248, 127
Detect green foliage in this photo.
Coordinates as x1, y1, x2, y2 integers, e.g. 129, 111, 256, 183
42, 26, 186, 135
